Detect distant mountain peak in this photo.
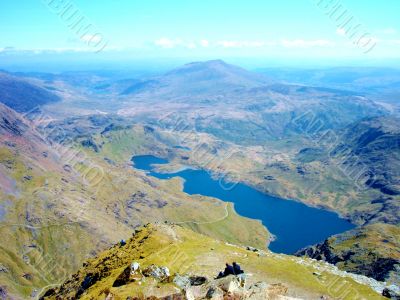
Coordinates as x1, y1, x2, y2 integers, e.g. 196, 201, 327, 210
169, 59, 245, 75
165, 60, 270, 86
122, 60, 272, 96
184, 59, 228, 67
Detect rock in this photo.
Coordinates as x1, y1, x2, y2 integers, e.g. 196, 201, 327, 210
105, 292, 114, 300
22, 273, 33, 280
267, 283, 288, 298
39, 287, 57, 299
80, 138, 99, 152
142, 264, 170, 280
143, 126, 155, 134
0, 264, 8, 273
382, 287, 400, 299
206, 286, 224, 299
76, 273, 100, 297
246, 246, 259, 252
189, 276, 207, 286
0, 286, 7, 299
131, 262, 140, 274
218, 275, 242, 293
185, 286, 208, 300
247, 282, 269, 300
113, 262, 144, 287
173, 274, 191, 289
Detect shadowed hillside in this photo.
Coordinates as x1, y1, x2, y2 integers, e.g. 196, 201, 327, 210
0, 72, 60, 112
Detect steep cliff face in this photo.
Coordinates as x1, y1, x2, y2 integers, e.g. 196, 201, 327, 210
332, 116, 400, 198
296, 223, 400, 285
40, 224, 386, 300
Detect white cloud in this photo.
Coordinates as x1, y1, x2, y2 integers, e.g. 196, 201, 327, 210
186, 42, 197, 49
216, 40, 275, 48
153, 38, 336, 49
336, 28, 346, 36
200, 39, 209, 47
154, 38, 197, 49
217, 41, 240, 48
154, 38, 177, 48
215, 39, 334, 48
385, 39, 400, 45
380, 28, 397, 35
281, 39, 335, 48
0, 47, 112, 54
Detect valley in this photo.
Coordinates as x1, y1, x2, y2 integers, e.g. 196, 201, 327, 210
0, 61, 399, 299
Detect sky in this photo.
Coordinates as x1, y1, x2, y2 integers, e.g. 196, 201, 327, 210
0, 0, 399, 70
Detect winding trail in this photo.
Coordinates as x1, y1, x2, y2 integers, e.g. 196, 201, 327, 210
173, 202, 230, 225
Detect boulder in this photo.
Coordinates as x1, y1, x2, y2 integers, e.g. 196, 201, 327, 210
173, 274, 191, 289
76, 273, 101, 298
0, 286, 7, 299
130, 262, 140, 274
206, 286, 224, 299
0, 265, 8, 273
189, 276, 207, 286
185, 286, 208, 300
142, 264, 170, 280
246, 246, 259, 252
382, 287, 400, 299
217, 275, 242, 294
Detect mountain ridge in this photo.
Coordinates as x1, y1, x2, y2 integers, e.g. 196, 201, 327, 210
121, 59, 271, 96
39, 223, 388, 300
0, 72, 61, 112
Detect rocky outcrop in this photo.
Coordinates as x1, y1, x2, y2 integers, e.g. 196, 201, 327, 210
80, 138, 100, 152
296, 223, 400, 284
0, 103, 28, 136
332, 116, 400, 198
39, 224, 387, 300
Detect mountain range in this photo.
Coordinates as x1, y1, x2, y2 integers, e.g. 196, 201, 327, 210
0, 60, 399, 299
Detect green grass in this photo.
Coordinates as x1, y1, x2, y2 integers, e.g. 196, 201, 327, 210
43, 224, 385, 300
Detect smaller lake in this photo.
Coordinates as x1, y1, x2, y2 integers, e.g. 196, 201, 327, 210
173, 145, 191, 151
132, 155, 355, 254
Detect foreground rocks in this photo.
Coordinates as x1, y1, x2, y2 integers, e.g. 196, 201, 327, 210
39, 224, 386, 300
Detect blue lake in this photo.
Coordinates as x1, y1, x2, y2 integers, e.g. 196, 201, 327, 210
173, 145, 191, 151
132, 155, 355, 254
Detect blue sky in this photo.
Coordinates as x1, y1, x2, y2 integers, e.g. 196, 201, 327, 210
1, 0, 399, 69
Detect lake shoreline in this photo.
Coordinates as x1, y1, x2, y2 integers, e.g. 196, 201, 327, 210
131, 154, 356, 254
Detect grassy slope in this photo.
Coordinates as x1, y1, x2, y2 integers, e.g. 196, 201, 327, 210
43, 224, 385, 300
0, 124, 269, 298
88, 124, 400, 287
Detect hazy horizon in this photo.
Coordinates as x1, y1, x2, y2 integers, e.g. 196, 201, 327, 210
1, 1, 400, 72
